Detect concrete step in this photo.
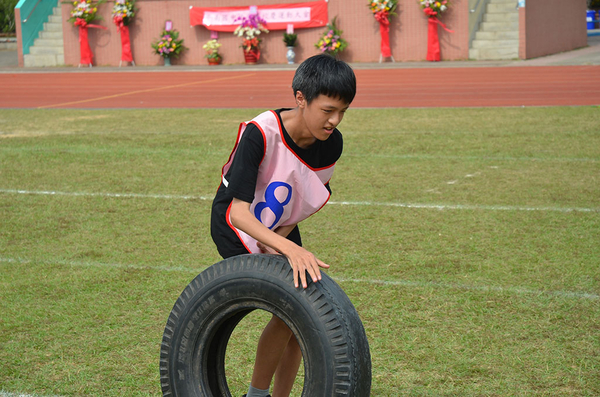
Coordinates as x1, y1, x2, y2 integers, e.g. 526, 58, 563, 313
48, 14, 62, 23
39, 30, 63, 39
471, 46, 518, 60
484, 12, 518, 22
33, 38, 63, 47
481, 21, 519, 31
487, 2, 517, 13
44, 21, 62, 31
29, 45, 64, 55
475, 30, 518, 40
23, 53, 65, 67
489, 0, 515, 3
471, 39, 518, 49
23, 0, 65, 67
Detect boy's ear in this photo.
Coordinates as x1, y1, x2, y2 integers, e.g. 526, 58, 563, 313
295, 90, 306, 108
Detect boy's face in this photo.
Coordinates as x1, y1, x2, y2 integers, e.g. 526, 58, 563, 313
300, 93, 349, 142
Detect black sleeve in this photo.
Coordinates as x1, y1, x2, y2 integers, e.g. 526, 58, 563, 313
224, 123, 265, 204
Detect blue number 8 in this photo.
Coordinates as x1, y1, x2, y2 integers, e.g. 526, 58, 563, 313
254, 182, 293, 229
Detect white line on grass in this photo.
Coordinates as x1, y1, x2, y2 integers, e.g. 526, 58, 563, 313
334, 277, 599, 300
0, 392, 64, 397
0, 189, 213, 201
1, 256, 597, 301
344, 153, 600, 163
1, 188, 599, 213
0, 256, 201, 273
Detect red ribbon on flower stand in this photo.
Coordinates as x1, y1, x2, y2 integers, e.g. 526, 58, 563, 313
114, 17, 134, 66
375, 10, 393, 62
74, 18, 107, 67
423, 8, 453, 62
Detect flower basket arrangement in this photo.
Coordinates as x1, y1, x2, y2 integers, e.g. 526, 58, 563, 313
152, 27, 186, 65
369, 0, 397, 60
418, 0, 453, 61
111, 0, 136, 65
315, 17, 347, 57
203, 39, 222, 65
68, 0, 103, 25
233, 13, 269, 64
68, 0, 106, 66
112, 0, 135, 26
315, 17, 348, 56
419, 0, 449, 15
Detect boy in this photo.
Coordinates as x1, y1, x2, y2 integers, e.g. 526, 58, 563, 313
210, 54, 356, 397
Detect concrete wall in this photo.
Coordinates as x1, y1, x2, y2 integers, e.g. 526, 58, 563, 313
60, 0, 469, 66
519, 0, 587, 59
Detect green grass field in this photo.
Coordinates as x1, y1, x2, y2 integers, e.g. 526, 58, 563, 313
1, 107, 599, 396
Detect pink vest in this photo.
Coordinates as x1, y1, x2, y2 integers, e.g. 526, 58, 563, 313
221, 110, 336, 253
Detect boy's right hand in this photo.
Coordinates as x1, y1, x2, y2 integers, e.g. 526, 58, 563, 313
229, 199, 329, 289
258, 241, 329, 289
282, 242, 330, 289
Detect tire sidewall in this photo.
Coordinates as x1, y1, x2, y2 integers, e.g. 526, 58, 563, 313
160, 254, 370, 397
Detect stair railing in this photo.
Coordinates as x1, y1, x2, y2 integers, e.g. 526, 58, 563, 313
22, 0, 42, 22
469, 0, 491, 48
15, 0, 58, 56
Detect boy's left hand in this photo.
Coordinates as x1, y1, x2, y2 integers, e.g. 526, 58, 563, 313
257, 241, 280, 255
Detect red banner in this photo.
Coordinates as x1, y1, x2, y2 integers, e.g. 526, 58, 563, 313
190, 0, 328, 32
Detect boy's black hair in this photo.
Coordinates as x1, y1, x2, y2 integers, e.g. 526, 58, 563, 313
292, 54, 356, 105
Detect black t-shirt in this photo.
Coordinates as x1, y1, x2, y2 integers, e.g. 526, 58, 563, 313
210, 108, 343, 259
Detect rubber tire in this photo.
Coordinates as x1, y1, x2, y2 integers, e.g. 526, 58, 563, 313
159, 254, 371, 396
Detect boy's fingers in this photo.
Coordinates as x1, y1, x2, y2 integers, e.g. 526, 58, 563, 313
293, 265, 299, 288
299, 267, 308, 288
308, 263, 321, 282
318, 259, 330, 269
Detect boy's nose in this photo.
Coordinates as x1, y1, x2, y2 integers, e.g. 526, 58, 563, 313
328, 112, 342, 127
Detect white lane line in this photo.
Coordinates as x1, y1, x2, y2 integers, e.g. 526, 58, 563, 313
0, 256, 202, 273
334, 277, 599, 300
1, 257, 597, 301
0, 392, 64, 397
326, 200, 599, 213
1, 189, 598, 213
0, 189, 212, 201
343, 153, 600, 163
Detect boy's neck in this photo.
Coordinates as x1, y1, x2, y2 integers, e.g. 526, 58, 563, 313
280, 108, 316, 149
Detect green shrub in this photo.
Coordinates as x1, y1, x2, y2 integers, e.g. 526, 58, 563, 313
0, 0, 18, 34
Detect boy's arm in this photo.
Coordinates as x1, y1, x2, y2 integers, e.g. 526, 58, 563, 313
257, 223, 296, 254
229, 198, 329, 289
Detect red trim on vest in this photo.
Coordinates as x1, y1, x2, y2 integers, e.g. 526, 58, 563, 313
220, 123, 244, 181
220, 120, 267, 181
226, 202, 252, 254
271, 110, 337, 173
247, 120, 267, 167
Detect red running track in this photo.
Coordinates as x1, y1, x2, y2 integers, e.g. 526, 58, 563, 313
1, 65, 599, 109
